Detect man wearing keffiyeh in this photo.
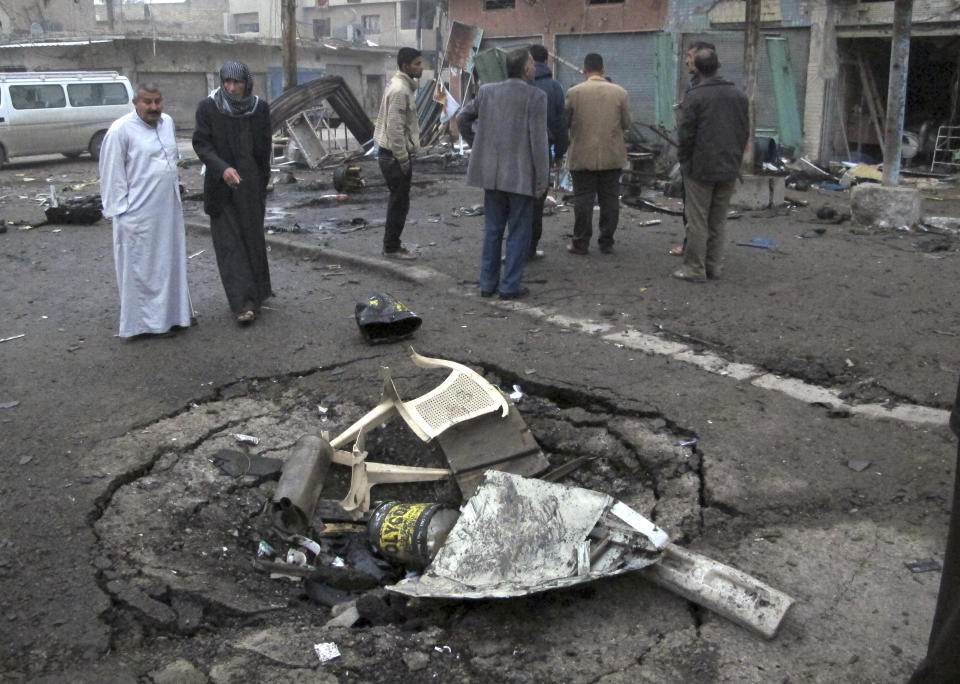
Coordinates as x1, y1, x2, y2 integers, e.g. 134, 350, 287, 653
193, 61, 273, 325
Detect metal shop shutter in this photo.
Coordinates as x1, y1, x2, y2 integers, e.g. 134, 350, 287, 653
556, 32, 659, 127
478, 35, 541, 52
137, 72, 208, 131
681, 29, 809, 142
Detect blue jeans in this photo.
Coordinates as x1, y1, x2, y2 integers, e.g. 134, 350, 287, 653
480, 190, 533, 295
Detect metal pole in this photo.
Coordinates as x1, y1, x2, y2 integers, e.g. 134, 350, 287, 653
106, 0, 115, 31
416, 0, 422, 51
882, 0, 913, 186
282, 0, 298, 92
741, 0, 761, 171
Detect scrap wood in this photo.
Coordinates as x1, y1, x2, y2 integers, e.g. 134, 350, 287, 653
542, 455, 597, 482
856, 53, 885, 144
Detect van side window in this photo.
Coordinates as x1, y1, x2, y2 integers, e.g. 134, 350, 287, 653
67, 83, 130, 107
10, 84, 66, 110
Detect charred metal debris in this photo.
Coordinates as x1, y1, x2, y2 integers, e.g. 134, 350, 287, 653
93, 348, 794, 646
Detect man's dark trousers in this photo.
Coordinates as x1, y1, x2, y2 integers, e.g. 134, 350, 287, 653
378, 150, 412, 252
571, 168, 620, 252
909, 376, 960, 682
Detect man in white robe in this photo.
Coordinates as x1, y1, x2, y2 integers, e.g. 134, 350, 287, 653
99, 83, 192, 338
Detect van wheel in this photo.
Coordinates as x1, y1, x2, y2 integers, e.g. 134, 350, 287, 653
62, 152, 83, 159
88, 131, 106, 161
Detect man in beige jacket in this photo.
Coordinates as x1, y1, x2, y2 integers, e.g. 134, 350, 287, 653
564, 53, 631, 255
373, 47, 423, 259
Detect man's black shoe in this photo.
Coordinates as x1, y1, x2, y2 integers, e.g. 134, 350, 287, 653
498, 287, 529, 300
382, 246, 417, 260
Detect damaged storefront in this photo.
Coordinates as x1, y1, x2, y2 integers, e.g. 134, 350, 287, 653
825, 32, 960, 171
801, 0, 960, 169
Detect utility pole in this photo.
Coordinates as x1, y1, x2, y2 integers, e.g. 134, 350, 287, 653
415, 0, 422, 51
882, 0, 913, 186
282, 0, 298, 92
105, 0, 115, 32
741, 0, 761, 171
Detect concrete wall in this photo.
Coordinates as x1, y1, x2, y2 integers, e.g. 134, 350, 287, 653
447, 0, 667, 55
835, 0, 960, 30
0, 0, 97, 37
93, 0, 229, 36
299, 1, 436, 50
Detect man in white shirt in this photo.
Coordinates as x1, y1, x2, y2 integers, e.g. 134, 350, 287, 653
99, 83, 192, 338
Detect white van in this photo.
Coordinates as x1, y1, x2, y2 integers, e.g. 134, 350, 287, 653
0, 71, 134, 166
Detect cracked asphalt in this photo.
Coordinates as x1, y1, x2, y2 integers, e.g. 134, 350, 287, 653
1, 149, 959, 682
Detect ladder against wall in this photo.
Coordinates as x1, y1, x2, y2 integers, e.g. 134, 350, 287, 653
931, 126, 960, 173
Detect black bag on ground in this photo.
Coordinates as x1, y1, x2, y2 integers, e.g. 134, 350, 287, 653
354, 293, 422, 344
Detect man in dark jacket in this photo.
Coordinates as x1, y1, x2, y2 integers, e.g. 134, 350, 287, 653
908, 375, 960, 682
674, 48, 748, 282
528, 44, 568, 261
669, 40, 716, 258
193, 61, 273, 324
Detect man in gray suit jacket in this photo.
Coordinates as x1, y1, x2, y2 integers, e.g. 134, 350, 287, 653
457, 48, 549, 299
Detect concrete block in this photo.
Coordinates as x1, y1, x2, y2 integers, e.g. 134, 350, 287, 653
731, 175, 786, 209
850, 184, 921, 228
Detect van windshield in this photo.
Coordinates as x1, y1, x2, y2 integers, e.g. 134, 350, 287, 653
67, 83, 130, 107
10, 84, 66, 110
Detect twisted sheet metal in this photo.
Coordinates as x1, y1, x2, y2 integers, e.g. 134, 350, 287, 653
269, 76, 374, 149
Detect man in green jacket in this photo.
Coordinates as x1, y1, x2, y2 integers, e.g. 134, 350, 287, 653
374, 47, 423, 259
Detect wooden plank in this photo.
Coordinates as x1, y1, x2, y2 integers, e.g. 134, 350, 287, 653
857, 54, 885, 145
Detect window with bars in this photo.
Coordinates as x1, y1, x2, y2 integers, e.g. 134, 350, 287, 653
313, 18, 331, 38
233, 12, 259, 33
361, 14, 380, 33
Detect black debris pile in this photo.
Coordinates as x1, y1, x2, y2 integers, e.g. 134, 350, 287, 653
44, 195, 103, 225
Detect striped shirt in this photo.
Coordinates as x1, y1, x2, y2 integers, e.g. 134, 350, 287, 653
373, 71, 420, 164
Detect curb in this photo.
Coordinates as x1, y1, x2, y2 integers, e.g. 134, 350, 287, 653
184, 219, 442, 285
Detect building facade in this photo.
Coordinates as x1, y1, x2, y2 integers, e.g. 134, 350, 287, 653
447, 0, 960, 165
0, 0, 432, 125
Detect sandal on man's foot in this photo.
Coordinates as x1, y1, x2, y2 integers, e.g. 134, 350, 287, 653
236, 310, 256, 324
668, 245, 684, 256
